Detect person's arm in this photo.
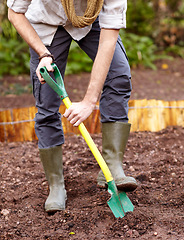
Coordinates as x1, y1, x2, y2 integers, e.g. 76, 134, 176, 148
63, 28, 119, 126
64, 0, 127, 127
8, 8, 53, 82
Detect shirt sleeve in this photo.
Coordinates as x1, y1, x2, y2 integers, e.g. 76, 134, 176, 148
7, 0, 31, 13
99, 0, 127, 29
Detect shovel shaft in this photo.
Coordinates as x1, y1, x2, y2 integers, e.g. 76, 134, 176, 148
63, 97, 113, 183
40, 65, 134, 218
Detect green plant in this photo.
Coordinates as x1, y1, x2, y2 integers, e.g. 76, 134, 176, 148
0, 1, 182, 78
120, 30, 171, 70
0, 18, 30, 77
1, 19, 17, 39
126, 0, 155, 36
0, 36, 30, 76
65, 41, 93, 75
164, 44, 184, 58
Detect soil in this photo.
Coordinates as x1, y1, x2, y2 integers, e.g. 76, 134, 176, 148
0, 58, 184, 239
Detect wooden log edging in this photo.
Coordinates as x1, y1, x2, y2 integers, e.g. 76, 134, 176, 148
128, 99, 184, 132
0, 99, 184, 142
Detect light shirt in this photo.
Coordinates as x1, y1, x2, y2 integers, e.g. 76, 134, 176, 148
7, 0, 127, 45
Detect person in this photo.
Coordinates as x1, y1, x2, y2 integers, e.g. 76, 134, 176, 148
7, 0, 138, 213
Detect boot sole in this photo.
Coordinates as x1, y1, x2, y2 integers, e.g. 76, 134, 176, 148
117, 182, 138, 192
45, 204, 66, 213
97, 181, 138, 192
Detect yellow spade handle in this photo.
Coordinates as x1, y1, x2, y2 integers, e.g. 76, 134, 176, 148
63, 97, 113, 183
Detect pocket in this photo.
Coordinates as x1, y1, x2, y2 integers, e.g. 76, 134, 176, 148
31, 70, 41, 104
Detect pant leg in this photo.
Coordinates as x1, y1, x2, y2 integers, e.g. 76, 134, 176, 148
30, 26, 72, 149
77, 19, 132, 123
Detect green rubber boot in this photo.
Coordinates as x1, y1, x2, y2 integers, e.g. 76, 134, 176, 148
97, 122, 137, 192
39, 145, 67, 213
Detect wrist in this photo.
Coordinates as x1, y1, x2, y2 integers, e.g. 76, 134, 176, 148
82, 96, 97, 109
38, 52, 55, 62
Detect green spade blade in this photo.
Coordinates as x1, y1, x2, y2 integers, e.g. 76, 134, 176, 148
107, 180, 134, 218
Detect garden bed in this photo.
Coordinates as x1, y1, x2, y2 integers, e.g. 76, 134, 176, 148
0, 58, 184, 239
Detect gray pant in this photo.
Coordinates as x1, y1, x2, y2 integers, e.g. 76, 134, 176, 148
30, 19, 132, 149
